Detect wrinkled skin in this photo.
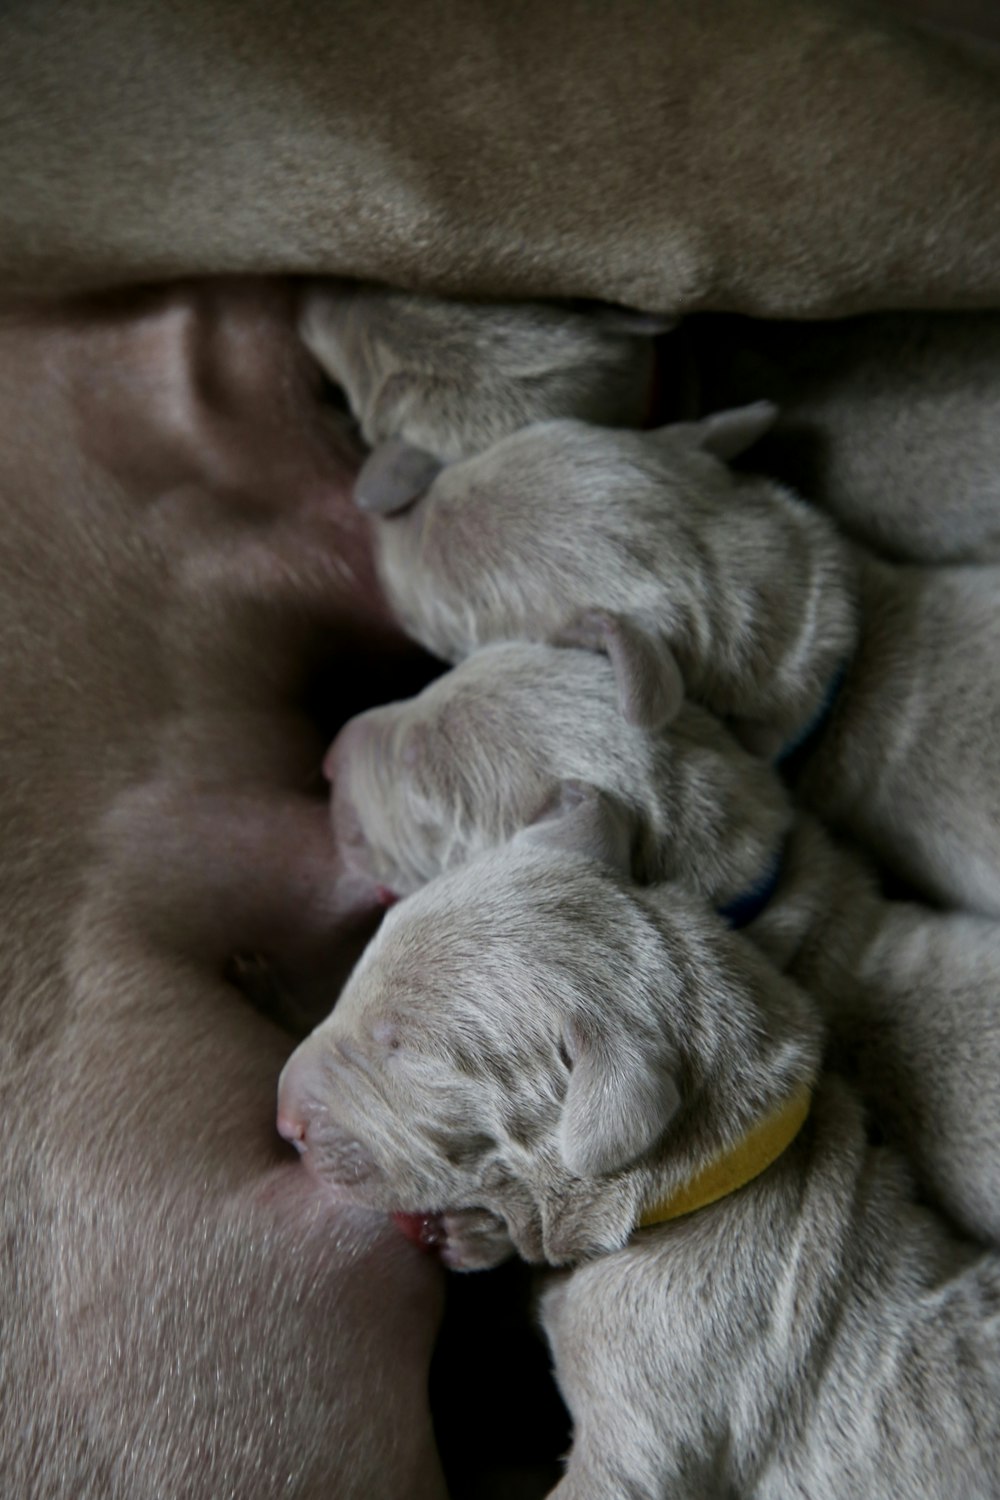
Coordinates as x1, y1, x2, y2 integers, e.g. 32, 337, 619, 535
0, 280, 446, 1500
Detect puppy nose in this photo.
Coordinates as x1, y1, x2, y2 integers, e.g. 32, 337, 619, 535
323, 715, 368, 785
276, 1039, 328, 1152
322, 725, 347, 784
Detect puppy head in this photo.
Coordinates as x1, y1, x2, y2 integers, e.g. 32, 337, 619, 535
299, 281, 670, 466
370, 406, 781, 667
325, 640, 792, 906
279, 787, 818, 1267
325, 643, 560, 896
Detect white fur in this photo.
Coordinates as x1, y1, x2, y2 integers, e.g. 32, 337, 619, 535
744, 814, 1000, 1247
796, 555, 1000, 916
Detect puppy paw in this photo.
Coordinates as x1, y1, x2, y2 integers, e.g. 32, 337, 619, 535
439, 1208, 515, 1271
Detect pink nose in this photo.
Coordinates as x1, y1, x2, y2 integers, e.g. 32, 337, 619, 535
276, 1039, 329, 1152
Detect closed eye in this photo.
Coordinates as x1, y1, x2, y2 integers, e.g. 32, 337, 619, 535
429, 1130, 497, 1168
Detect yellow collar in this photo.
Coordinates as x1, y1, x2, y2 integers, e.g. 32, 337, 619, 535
638, 1082, 813, 1228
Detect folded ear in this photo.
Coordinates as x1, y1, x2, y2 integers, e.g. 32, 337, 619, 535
558, 1017, 680, 1179
656, 401, 778, 463
553, 609, 683, 730
354, 437, 445, 514
516, 781, 632, 875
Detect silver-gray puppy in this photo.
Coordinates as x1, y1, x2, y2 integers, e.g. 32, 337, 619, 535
328, 647, 1000, 1246
298, 280, 669, 491
278, 810, 1000, 1500
326, 639, 791, 911
360, 410, 1000, 916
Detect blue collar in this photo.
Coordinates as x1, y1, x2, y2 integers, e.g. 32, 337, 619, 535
776, 660, 848, 767
717, 850, 784, 930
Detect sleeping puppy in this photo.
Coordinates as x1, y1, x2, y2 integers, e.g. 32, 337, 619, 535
354, 404, 853, 745
325, 639, 791, 911
299, 281, 669, 479
327, 648, 1000, 1244
278, 801, 1000, 1500
356, 408, 1000, 916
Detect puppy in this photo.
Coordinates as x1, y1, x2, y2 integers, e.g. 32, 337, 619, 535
279, 802, 1000, 1500
299, 281, 668, 485
358, 409, 1000, 915
746, 813, 1000, 1247
326, 639, 792, 910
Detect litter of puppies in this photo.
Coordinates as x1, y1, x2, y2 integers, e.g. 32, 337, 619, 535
286, 287, 1000, 1498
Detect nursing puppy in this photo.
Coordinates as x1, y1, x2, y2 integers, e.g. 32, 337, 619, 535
278, 810, 1000, 1500
689, 310, 1000, 565
360, 409, 1000, 915
328, 659, 1000, 1244
326, 639, 791, 910
299, 282, 668, 478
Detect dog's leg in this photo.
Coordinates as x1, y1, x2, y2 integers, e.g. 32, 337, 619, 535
1, 1, 999, 314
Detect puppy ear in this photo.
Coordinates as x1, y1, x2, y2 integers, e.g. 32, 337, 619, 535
594, 305, 677, 338
656, 401, 778, 462
517, 781, 632, 875
354, 437, 444, 514
553, 608, 683, 729
558, 1017, 680, 1179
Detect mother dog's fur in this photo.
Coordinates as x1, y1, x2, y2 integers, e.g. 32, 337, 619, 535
0, 284, 445, 1499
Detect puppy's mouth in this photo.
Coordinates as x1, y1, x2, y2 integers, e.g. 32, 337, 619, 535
392, 1210, 448, 1254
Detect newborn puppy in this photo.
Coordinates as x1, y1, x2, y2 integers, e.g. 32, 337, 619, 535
279, 803, 1000, 1500
299, 280, 668, 478
326, 639, 791, 910
360, 405, 854, 744
361, 409, 1000, 915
